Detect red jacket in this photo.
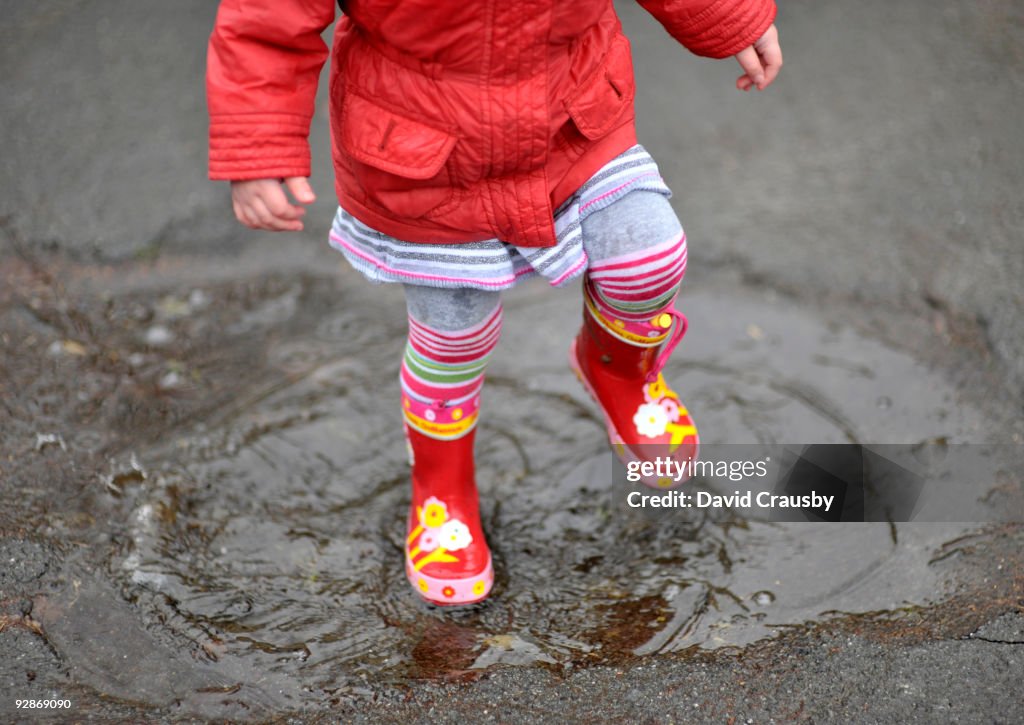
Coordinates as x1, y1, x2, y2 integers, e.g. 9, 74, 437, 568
208, 0, 776, 247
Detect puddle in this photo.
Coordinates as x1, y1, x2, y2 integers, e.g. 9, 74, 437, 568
94, 277, 1006, 709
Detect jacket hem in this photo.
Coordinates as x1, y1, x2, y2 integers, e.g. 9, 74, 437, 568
549, 124, 639, 213
335, 192, 497, 245
209, 167, 312, 182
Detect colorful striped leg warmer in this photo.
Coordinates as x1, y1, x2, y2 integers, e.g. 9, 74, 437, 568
400, 300, 502, 440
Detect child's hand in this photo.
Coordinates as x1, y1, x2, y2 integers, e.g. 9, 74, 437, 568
230, 177, 316, 232
734, 24, 782, 92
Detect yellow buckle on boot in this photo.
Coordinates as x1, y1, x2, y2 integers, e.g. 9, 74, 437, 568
584, 293, 670, 347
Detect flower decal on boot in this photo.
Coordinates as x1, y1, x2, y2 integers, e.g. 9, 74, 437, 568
407, 496, 474, 573
659, 396, 681, 423
420, 496, 448, 528
632, 374, 694, 444
418, 529, 440, 552
634, 402, 669, 438
643, 374, 681, 415
439, 519, 473, 550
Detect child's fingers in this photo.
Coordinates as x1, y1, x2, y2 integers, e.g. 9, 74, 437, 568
233, 199, 260, 229
247, 197, 276, 229
758, 43, 783, 88
261, 184, 306, 222
734, 46, 764, 91
284, 176, 316, 205
250, 196, 303, 232
229, 178, 306, 231
752, 24, 782, 90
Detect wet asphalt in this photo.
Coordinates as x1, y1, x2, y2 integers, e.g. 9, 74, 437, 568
2, 0, 1023, 722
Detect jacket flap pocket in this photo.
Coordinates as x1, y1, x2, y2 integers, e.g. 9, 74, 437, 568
341, 93, 458, 180
565, 39, 635, 140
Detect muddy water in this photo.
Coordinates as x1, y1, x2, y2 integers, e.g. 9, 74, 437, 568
95, 275, 1001, 709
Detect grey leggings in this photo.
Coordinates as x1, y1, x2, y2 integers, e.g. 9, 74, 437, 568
405, 191, 682, 330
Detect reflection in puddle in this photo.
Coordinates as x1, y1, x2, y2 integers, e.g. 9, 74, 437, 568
107, 283, 993, 708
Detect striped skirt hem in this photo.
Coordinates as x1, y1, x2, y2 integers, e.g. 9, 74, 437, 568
328, 144, 672, 291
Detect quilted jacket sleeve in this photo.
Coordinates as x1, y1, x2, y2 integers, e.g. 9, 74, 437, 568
206, 0, 336, 180
636, 0, 776, 59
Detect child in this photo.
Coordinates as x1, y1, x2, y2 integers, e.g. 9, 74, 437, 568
208, 0, 782, 605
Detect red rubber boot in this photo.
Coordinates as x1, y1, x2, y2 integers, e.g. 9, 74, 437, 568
569, 277, 699, 488
403, 414, 493, 605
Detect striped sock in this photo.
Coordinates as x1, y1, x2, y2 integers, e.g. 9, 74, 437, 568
400, 303, 503, 440
586, 232, 688, 321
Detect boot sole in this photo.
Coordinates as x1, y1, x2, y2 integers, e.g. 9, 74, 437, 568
405, 554, 494, 606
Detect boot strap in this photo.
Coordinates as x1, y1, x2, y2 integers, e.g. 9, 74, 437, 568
583, 277, 689, 382
402, 395, 478, 439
